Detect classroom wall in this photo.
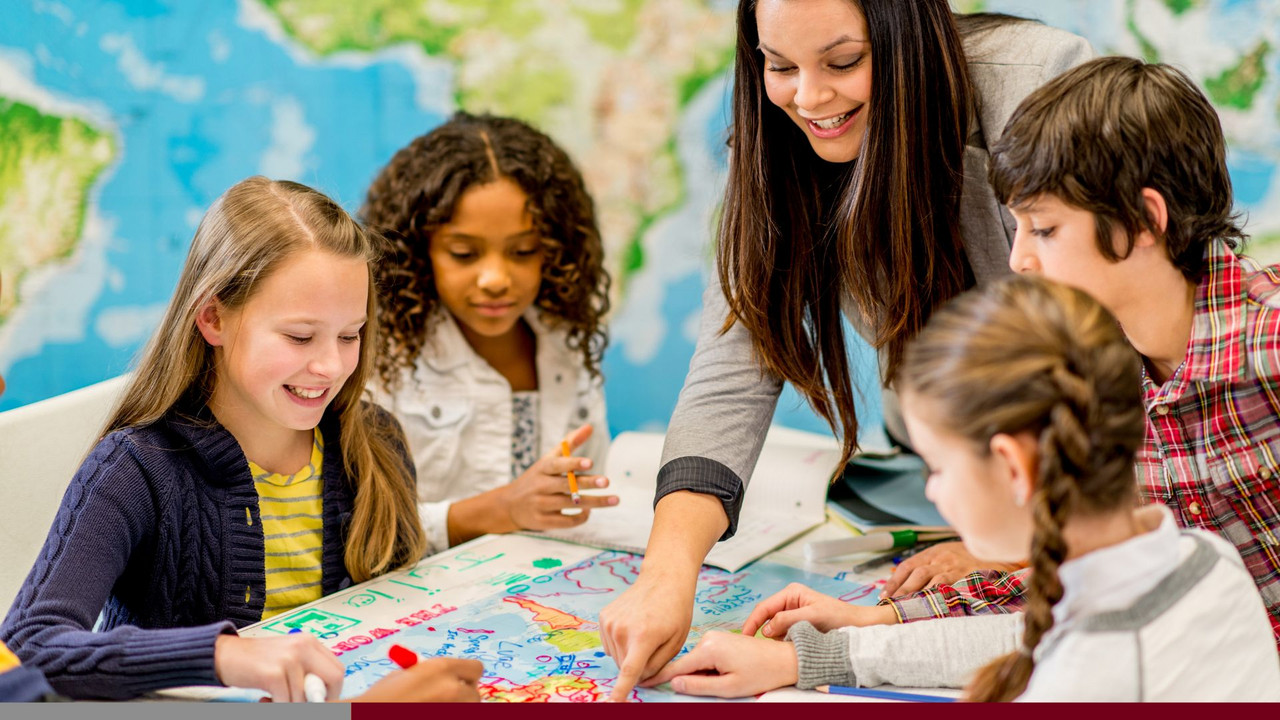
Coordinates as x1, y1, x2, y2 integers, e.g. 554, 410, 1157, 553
1, 0, 1274, 444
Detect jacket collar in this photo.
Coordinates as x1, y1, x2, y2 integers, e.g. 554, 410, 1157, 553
165, 393, 343, 488
416, 308, 568, 377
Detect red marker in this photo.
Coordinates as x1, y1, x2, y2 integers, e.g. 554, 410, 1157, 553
388, 643, 419, 669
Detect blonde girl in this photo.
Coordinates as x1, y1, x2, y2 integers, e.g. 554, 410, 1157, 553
648, 276, 1278, 701
0, 177, 446, 700
363, 113, 615, 553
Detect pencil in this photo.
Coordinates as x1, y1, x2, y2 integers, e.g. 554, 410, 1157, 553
561, 440, 580, 505
814, 685, 955, 703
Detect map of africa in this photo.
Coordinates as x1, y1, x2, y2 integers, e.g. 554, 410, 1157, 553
238, 534, 880, 702
3, 0, 1278, 443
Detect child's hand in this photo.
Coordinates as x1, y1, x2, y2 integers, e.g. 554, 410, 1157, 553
214, 634, 344, 702
350, 658, 483, 702
741, 583, 897, 638
502, 424, 619, 531
880, 541, 1024, 598
641, 631, 797, 698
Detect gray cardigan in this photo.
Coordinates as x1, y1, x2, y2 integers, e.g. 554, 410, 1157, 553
657, 22, 1095, 536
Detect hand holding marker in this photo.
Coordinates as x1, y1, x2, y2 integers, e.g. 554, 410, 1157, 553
803, 529, 955, 562
561, 440, 581, 505
287, 628, 329, 703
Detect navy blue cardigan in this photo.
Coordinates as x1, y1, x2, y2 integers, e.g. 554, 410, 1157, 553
1, 401, 412, 699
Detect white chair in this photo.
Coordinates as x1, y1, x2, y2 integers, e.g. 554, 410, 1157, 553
0, 375, 130, 613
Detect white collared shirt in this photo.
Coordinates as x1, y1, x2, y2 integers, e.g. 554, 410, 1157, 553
822, 504, 1279, 700
370, 309, 610, 553
1020, 504, 1280, 701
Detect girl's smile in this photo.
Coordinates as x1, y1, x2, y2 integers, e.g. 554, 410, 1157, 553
197, 248, 368, 470
283, 384, 331, 404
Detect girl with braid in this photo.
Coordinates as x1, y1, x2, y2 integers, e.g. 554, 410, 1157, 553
363, 113, 616, 554
646, 275, 1279, 701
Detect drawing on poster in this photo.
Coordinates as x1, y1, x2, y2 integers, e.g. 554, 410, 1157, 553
244, 535, 879, 702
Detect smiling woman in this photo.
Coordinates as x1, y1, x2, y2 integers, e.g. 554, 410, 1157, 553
755, 0, 872, 163
597, 0, 1097, 700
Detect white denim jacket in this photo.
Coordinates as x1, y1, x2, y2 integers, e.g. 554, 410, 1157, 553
370, 309, 610, 553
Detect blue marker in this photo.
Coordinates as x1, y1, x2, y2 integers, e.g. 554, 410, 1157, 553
815, 684, 955, 703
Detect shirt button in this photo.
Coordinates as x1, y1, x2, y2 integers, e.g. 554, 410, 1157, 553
430, 406, 441, 419
555, 374, 563, 384
578, 407, 589, 420
1188, 501, 1202, 516
1260, 467, 1273, 480
1155, 405, 1170, 416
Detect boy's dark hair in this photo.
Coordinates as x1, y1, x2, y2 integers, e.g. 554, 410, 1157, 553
990, 56, 1245, 281
362, 112, 611, 391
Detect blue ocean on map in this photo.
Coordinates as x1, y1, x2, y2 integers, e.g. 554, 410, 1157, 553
5, 0, 1279, 443
0, 0, 851, 436
1, 2, 441, 405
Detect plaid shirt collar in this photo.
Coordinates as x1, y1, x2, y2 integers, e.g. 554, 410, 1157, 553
1143, 239, 1247, 400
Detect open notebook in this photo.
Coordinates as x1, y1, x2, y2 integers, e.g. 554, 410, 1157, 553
523, 427, 846, 572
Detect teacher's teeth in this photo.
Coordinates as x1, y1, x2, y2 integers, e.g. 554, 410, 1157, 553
813, 110, 853, 129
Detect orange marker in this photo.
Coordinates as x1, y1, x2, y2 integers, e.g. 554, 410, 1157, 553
561, 440, 581, 505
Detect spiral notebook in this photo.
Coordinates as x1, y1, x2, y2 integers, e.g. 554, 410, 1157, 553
522, 427, 848, 572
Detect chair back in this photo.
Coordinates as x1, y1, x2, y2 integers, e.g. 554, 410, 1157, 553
0, 375, 129, 612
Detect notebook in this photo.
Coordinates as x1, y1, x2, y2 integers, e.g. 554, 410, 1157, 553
523, 426, 847, 572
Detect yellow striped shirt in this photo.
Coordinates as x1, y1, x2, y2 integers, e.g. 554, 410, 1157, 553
250, 430, 324, 619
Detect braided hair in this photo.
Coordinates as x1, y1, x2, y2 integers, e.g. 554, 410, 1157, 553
361, 112, 611, 392
895, 274, 1145, 701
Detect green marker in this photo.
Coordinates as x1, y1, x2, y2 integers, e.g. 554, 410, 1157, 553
804, 529, 947, 561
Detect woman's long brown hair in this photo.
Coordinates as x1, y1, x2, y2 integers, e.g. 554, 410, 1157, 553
720, 0, 976, 465
897, 276, 1145, 701
102, 176, 425, 583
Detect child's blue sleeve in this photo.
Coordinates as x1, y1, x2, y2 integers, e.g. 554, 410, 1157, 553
0, 434, 234, 699
0, 664, 56, 702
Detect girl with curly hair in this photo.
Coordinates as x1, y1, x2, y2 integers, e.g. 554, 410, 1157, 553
363, 113, 615, 554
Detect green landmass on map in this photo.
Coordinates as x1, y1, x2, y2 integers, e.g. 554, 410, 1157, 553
1125, 0, 1162, 62
258, 0, 543, 55
257, 0, 736, 291
1206, 41, 1271, 110
0, 98, 114, 324
1163, 0, 1204, 14
574, 0, 645, 51
1249, 231, 1280, 265
676, 39, 736, 109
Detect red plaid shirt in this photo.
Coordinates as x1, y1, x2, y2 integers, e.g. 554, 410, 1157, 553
889, 241, 1280, 647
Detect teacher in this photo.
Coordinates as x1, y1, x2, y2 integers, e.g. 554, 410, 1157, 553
599, 0, 1093, 700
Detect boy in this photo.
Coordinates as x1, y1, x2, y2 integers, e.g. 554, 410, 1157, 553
885, 56, 1279, 646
